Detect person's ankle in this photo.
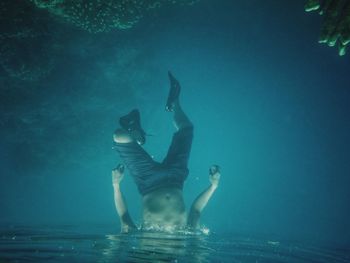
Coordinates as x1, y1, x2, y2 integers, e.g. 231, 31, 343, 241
130, 130, 145, 145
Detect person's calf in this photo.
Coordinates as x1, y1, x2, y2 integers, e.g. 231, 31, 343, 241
173, 100, 193, 130
113, 129, 134, 144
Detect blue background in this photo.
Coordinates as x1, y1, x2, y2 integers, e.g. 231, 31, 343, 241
0, 0, 349, 247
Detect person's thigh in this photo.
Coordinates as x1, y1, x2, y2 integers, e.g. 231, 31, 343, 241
114, 142, 159, 193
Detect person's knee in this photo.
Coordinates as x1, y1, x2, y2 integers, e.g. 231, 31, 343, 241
113, 128, 133, 143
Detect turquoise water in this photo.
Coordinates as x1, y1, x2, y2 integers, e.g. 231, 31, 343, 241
1, 1, 350, 262
1, 225, 349, 263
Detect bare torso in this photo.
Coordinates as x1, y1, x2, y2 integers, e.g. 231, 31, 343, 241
142, 187, 187, 230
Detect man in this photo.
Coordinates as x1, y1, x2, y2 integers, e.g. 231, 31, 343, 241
112, 72, 221, 233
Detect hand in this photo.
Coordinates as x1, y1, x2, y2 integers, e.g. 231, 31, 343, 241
209, 165, 221, 187
305, 0, 350, 56
112, 164, 125, 186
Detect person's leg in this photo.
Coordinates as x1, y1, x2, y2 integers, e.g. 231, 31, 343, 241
114, 128, 133, 143
162, 72, 193, 187
172, 99, 193, 131
113, 111, 159, 196
162, 103, 193, 169
117, 109, 146, 145
113, 127, 156, 172
167, 71, 193, 131
114, 128, 145, 145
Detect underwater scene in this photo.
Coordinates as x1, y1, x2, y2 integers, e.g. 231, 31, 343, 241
1, 0, 350, 262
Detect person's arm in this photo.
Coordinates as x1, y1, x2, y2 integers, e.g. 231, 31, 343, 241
187, 165, 221, 229
112, 164, 137, 233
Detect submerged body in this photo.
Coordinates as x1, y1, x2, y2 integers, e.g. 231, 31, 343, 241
112, 72, 220, 232
112, 164, 220, 232
142, 187, 187, 230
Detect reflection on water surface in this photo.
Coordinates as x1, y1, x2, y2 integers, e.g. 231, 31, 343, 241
0, 225, 349, 262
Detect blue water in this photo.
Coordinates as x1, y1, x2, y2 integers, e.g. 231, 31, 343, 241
1, 0, 350, 262
1, 225, 349, 263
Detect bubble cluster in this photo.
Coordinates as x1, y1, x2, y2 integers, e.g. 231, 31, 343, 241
31, 0, 199, 33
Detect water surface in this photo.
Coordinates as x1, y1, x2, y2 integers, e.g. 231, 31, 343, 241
1, 225, 349, 262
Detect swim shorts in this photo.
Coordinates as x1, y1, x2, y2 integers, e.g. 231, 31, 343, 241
114, 126, 193, 196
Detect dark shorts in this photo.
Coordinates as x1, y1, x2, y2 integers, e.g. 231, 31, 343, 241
114, 126, 193, 196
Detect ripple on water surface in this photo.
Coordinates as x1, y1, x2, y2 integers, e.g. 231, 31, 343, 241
0, 225, 349, 263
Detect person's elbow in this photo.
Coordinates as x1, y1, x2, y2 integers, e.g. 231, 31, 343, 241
191, 201, 205, 214
190, 204, 201, 214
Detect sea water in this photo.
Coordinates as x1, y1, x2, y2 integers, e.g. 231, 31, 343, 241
1, 225, 349, 263
1, 1, 350, 263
